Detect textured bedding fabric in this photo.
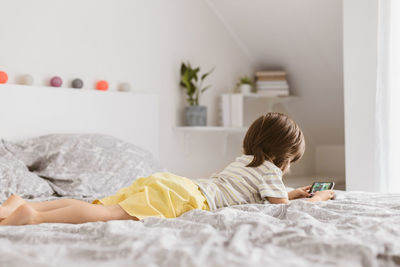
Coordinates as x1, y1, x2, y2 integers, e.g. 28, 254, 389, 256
2, 134, 163, 198
1, 191, 400, 267
0, 142, 54, 199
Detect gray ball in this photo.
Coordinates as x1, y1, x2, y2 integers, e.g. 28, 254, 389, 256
71, 78, 84, 89
18, 74, 34, 85
118, 82, 131, 92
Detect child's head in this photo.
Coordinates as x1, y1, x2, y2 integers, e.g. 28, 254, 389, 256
243, 112, 305, 173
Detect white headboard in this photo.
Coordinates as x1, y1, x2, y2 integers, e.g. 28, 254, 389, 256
0, 84, 159, 159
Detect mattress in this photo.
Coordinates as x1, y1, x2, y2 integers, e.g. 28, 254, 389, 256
1, 191, 399, 267
1, 135, 399, 266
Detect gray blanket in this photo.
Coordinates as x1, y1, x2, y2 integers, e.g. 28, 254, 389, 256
1, 191, 399, 267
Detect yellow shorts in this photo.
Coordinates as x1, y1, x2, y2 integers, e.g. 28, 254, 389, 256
92, 172, 209, 220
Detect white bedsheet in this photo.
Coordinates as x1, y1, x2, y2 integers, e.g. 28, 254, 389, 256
1, 191, 400, 267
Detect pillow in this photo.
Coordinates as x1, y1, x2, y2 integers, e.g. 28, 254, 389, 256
0, 142, 54, 202
3, 134, 163, 198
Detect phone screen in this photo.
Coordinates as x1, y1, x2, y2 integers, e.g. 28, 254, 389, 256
309, 182, 334, 194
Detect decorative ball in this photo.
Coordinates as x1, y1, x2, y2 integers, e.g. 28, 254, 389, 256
118, 83, 131, 92
50, 76, 63, 87
71, 78, 84, 89
19, 74, 34, 85
0, 71, 8, 84
96, 80, 109, 91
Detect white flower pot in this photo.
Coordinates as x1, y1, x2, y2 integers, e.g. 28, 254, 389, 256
240, 84, 252, 94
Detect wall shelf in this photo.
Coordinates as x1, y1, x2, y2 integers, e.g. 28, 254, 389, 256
176, 94, 297, 155
176, 94, 296, 132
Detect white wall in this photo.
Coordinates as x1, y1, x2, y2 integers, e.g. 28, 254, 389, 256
315, 145, 345, 183
343, 0, 379, 191
0, 0, 253, 177
209, 0, 344, 146
0, 0, 347, 183
207, 0, 346, 185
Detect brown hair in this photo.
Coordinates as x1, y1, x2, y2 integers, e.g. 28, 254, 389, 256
243, 112, 305, 170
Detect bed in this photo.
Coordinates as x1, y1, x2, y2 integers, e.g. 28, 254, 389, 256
1, 85, 400, 267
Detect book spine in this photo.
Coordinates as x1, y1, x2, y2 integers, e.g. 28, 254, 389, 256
256, 76, 287, 81
256, 80, 288, 85
257, 86, 289, 91
256, 90, 290, 97
256, 71, 287, 77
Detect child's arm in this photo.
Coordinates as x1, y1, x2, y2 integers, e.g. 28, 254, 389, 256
306, 190, 335, 202
288, 185, 311, 200
266, 190, 335, 204
267, 197, 290, 204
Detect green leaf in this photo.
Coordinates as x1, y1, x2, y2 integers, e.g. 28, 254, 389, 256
182, 72, 190, 84
201, 67, 215, 81
180, 62, 187, 76
239, 76, 253, 85
201, 85, 211, 93
192, 67, 200, 82
180, 61, 213, 105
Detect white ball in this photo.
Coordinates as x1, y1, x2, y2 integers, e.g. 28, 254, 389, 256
118, 83, 131, 92
19, 74, 34, 85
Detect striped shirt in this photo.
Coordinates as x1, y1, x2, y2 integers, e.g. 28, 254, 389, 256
194, 155, 288, 211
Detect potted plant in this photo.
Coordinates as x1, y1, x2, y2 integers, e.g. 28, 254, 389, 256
180, 62, 214, 126
236, 76, 254, 94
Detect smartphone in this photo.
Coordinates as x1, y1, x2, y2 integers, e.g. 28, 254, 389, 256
309, 182, 335, 195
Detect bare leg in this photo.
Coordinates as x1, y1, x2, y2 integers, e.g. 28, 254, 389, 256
1, 195, 89, 219
28, 198, 89, 212
0, 202, 138, 226
0, 195, 25, 219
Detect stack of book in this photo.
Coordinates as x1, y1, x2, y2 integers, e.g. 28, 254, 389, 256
255, 71, 289, 96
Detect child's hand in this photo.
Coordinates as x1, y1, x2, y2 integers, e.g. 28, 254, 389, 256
309, 190, 335, 202
288, 185, 311, 200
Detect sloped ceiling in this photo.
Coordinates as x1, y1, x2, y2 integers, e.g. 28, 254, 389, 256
207, 0, 344, 145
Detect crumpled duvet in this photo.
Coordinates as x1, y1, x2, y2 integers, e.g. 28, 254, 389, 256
0, 191, 399, 267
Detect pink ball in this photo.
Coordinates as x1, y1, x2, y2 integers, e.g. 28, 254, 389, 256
50, 76, 63, 87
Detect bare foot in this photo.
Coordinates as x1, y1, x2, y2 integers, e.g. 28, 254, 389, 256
0, 195, 26, 219
0, 204, 38, 226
